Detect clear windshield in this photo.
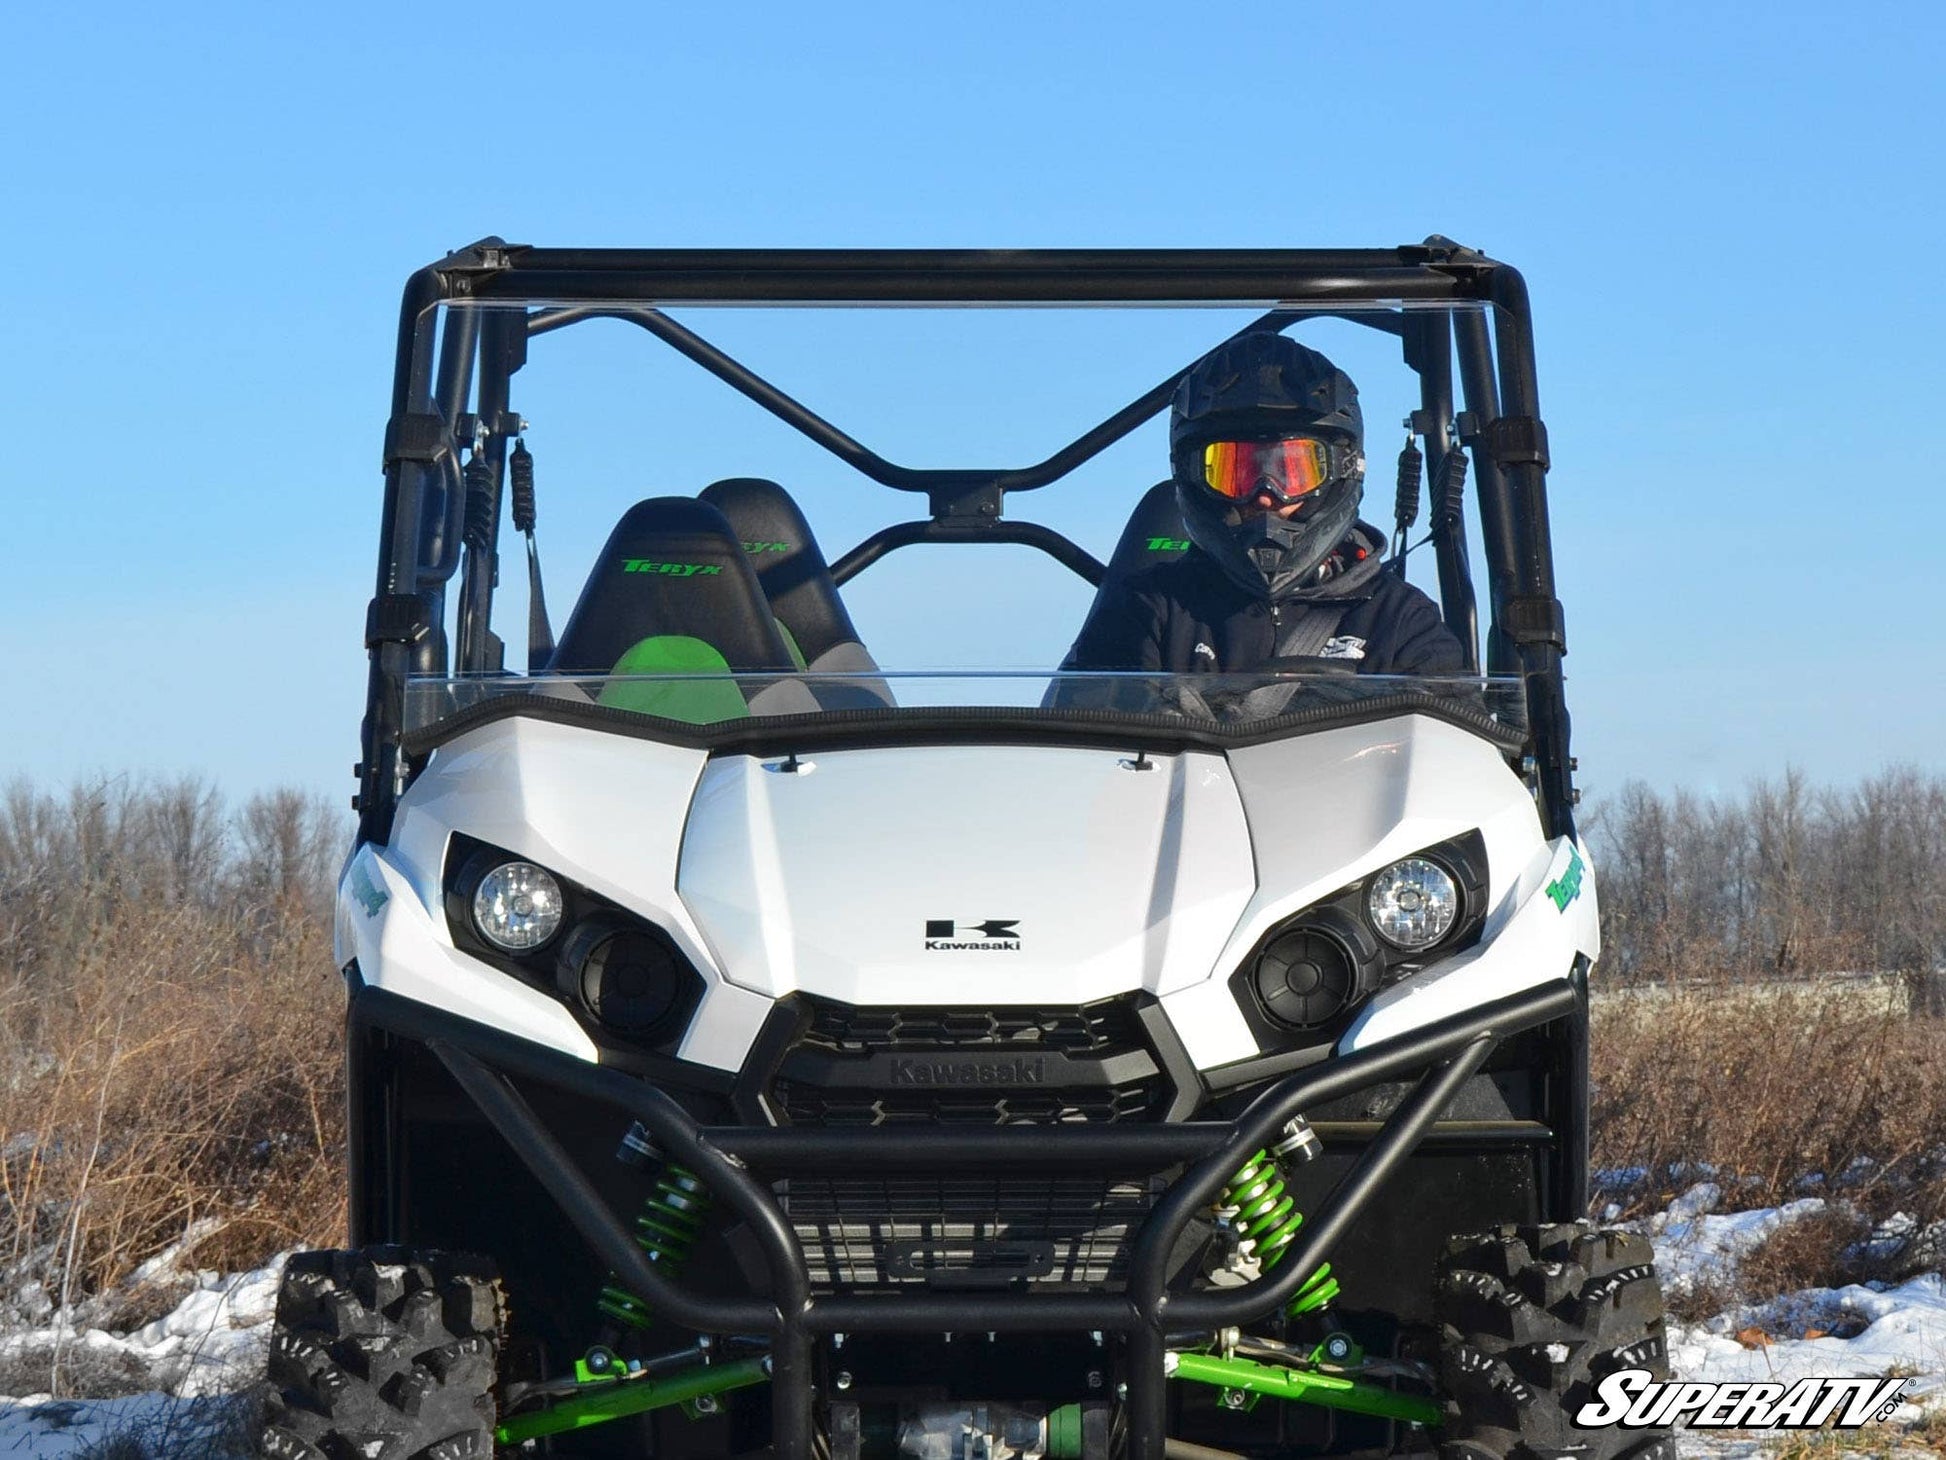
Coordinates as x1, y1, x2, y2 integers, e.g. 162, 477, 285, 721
396, 297, 1520, 751
403, 671, 1527, 744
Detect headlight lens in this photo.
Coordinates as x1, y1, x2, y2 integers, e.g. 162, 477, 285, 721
472, 861, 565, 951
1365, 857, 1459, 950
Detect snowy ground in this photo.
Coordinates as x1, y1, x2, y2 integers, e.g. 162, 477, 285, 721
1, 1189, 1942, 1456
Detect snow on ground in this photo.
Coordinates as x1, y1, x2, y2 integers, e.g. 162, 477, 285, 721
1654, 1190, 1946, 1399
0, 1190, 1942, 1456
0, 1242, 286, 1458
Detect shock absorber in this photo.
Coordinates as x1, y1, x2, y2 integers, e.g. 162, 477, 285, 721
1211, 1119, 1339, 1317
596, 1123, 713, 1331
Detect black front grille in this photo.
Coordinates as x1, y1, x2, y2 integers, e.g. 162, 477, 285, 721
782, 1174, 1155, 1290
773, 997, 1165, 1127
797, 1001, 1147, 1056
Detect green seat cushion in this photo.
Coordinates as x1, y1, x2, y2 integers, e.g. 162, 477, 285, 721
596, 636, 750, 724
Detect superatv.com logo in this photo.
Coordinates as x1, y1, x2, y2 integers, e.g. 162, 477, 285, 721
1575, 1370, 1906, 1430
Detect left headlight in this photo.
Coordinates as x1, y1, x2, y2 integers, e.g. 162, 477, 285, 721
469, 860, 566, 952
442, 836, 704, 1051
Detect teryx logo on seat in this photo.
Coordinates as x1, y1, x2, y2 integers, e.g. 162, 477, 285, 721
621, 559, 722, 576
924, 919, 1021, 951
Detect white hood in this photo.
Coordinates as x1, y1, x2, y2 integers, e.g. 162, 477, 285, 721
675, 745, 1256, 1006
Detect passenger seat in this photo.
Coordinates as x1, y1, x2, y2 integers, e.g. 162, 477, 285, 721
547, 497, 818, 723
699, 477, 895, 710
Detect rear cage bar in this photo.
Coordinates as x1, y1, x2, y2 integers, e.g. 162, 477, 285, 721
350, 977, 1582, 1460
360, 239, 1577, 848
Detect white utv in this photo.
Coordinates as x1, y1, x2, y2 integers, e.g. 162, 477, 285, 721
262, 241, 1671, 1460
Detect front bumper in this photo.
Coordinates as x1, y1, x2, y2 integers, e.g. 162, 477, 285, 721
347, 975, 1580, 1460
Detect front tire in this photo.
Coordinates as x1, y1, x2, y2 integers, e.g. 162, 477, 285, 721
1434, 1221, 1674, 1460
258, 1246, 505, 1460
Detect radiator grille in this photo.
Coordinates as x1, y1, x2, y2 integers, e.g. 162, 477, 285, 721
773, 997, 1164, 1128
781, 1175, 1155, 1290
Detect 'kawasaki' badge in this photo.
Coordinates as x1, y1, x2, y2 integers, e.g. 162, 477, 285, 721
890, 1057, 1045, 1086
924, 918, 1021, 951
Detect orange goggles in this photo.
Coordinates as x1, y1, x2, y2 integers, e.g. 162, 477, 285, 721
1199, 437, 1350, 504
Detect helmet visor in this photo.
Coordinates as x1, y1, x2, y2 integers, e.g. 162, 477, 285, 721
1199, 437, 1347, 505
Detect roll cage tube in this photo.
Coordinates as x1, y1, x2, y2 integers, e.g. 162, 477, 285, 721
355, 240, 1577, 842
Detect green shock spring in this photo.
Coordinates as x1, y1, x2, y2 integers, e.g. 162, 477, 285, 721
597, 1162, 712, 1330
1217, 1150, 1340, 1317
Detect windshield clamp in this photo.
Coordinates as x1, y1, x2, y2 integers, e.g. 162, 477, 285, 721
1484, 415, 1551, 473
927, 475, 1004, 527
365, 593, 435, 650
1500, 595, 1566, 651
383, 412, 452, 471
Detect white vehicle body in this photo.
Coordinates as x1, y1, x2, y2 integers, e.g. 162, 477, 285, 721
336, 709, 1597, 1077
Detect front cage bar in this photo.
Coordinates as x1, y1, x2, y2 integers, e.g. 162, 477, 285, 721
351, 977, 1578, 1460
360, 240, 1573, 850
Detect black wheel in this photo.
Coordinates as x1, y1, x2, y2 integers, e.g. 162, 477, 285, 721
259, 1246, 506, 1460
1434, 1221, 1674, 1460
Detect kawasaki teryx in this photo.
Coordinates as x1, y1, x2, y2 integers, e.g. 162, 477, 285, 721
264, 241, 1671, 1460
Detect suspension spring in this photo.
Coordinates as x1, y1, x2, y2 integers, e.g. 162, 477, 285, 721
596, 1163, 712, 1330
1217, 1150, 1341, 1317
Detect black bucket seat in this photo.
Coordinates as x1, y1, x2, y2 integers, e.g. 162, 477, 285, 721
547, 497, 817, 722
698, 477, 894, 710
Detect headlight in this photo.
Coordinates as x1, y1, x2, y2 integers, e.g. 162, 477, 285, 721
1365, 857, 1459, 951
443, 837, 706, 1051
471, 860, 565, 951
558, 915, 689, 1040
1252, 926, 1361, 1030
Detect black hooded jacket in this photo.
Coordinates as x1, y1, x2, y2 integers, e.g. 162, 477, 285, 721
1063, 522, 1465, 676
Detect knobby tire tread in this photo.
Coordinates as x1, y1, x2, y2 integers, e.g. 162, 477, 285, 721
1435, 1220, 1675, 1460
258, 1246, 504, 1460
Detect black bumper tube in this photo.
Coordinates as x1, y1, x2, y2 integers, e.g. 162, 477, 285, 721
356, 977, 1578, 1460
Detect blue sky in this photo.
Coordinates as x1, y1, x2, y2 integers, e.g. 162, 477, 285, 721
4, 0, 1942, 802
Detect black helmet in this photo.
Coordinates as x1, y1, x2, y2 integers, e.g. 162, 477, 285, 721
1169, 334, 1366, 599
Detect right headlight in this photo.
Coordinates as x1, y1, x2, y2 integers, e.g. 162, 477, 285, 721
1365, 856, 1460, 951
1231, 831, 1487, 1043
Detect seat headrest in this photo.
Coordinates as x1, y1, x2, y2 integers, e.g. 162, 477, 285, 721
548, 497, 797, 676
698, 477, 863, 668
1102, 481, 1190, 586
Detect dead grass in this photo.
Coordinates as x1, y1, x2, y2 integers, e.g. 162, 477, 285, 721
1737, 1206, 1879, 1301
0, 776, 346, 1393
1592, 976, 1946, 1233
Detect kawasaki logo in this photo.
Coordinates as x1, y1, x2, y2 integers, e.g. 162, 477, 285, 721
622, 560, 722, 576
1147, 536, 1191, 552
924, 918, 1021, 951
1545, 847, 1586, 911
889, 1057, 1046, 1086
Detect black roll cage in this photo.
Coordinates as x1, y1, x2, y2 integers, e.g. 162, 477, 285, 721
360, 238, 1576, 842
